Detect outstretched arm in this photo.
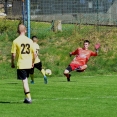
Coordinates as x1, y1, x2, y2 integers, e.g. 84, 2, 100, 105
69, 48, 79, 57
95, 43, 100, 55
91, 43, 100, 56
11, 53, 16, 68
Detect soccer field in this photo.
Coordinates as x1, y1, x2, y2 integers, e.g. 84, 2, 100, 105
0, 75, 117, 117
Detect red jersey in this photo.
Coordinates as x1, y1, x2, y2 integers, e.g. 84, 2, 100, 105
70, 48, 97, 70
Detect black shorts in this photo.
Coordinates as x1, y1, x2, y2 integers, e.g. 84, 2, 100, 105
30, 62, 42, 74
17, 69, 30, 80
66, 65, 72, 72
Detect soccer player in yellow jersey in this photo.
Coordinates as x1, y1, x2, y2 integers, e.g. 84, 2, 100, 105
30, 36, 48, 84
11, 24, 36, 104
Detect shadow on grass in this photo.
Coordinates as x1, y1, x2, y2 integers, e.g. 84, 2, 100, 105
52, 80, 77, 82
6, 83, 18, 85
0, 101, 22, 104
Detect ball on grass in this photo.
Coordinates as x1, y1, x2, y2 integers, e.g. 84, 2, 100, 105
45, 69, 52, 76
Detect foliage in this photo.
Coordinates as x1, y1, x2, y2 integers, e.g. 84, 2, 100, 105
0, 19, 19, 41
0, 19, 117, 76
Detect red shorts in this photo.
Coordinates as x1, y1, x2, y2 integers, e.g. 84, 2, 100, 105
70, 63, 81, 71
66, 64, 85, 72
70, 63, 86, 72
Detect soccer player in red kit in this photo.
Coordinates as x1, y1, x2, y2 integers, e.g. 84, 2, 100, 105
63, 40, 100, 81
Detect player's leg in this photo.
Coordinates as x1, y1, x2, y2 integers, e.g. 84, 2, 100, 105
17, 69, 32, 103
41, 68, 48, 84
41, 69, 46, 77
75, 65, 87, 72
63, 65, 72, 81
22, 78, 32, 103
29, 67, 34, 84
35, 62, 48, 84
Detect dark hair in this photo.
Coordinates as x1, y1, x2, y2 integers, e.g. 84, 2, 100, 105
32, 36, 37, 40
84, 40, 90, 44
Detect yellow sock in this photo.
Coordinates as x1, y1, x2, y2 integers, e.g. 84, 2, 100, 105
30, 74, 34, 81
25, 92, 31, 101
41, 69, 46, 77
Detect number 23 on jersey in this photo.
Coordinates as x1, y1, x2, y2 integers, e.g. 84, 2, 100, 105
21, 44, 30, 54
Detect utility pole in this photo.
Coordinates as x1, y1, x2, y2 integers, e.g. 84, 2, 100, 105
97, 0, 99, 31
27, 0, 30, 38
4, 0, 7, 14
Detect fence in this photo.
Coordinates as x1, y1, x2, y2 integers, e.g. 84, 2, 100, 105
0, 0, 116, 25
0, 0, 117, 39
30, 0, 117, 25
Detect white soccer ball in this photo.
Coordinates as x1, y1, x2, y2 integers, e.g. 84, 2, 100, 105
45, 69, 52, 76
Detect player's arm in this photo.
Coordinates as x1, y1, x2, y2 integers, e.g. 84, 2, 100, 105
11, 41, 16, 68
69, 48, 79, 57
90, 51, 98, 56
32, 46, 37, 67
94, 43, 100, 55
95, 49, 98, 55
36, 49, 39, 56
91, 43, 100, 56
36, 44, 40, 56
32, 52, 36, 67
11, 53, 16, 68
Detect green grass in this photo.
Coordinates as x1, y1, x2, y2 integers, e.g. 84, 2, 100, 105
0, 74, 117, 117
1, 19, 117, 116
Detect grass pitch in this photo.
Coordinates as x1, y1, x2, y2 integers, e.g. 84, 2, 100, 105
0, 75, 117, 117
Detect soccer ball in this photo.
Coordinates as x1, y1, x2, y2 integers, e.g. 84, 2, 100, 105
45, 69, 52, 76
